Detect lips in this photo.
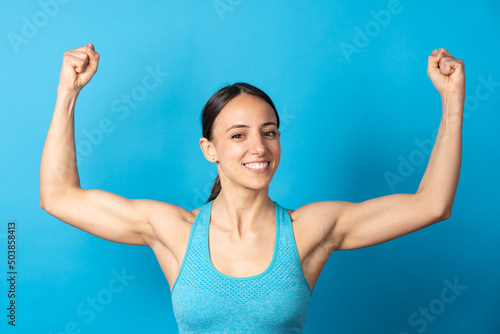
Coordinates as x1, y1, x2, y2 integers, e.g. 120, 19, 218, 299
243, 161, 269, 169
243, 161, 270, 174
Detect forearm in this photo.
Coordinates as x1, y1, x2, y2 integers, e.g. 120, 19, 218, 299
40, 90, 82, 208
416, 95, 464, 217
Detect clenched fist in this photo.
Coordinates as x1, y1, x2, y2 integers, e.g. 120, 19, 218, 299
58, 44, 100, 94
427, 48, 465, 98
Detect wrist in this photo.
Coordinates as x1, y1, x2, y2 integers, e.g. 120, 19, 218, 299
440, 91, 465, 103
441, 94, 465, 119
55, 88, 80, 112
57, 86, 81, 100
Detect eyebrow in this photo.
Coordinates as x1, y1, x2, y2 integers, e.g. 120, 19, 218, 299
225, 122, 278, 133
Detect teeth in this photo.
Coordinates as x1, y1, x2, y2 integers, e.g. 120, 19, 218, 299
244, 162, 268, 169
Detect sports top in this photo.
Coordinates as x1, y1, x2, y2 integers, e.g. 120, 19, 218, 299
171, 199, 313, 333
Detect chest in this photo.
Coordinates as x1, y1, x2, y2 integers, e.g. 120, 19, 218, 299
171, 215, 312, 333
208, 225, 276, 278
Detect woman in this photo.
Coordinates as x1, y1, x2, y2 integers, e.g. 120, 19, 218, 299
40, 44, 465, 333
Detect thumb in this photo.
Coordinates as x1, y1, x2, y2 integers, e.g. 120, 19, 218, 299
85, 44, 100, 73
450, 60, 465, 74
427, 50, 445, 75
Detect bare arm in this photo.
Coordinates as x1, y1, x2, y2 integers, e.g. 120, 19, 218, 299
39, 44, 188, 246
295, 48, 465, 252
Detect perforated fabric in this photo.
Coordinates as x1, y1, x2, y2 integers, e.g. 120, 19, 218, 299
171, 199, 313, 333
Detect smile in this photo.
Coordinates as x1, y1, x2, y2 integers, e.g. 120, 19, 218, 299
243, 161, 269, 173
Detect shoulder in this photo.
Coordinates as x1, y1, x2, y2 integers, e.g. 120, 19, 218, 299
190, 207, 201, 218
146, 201, 197, 225
288, 201, 345, 223
286, 201, 348, 254
144, 201, 198, 247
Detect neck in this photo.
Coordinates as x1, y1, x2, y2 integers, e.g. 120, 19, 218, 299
211, 188, 275, 239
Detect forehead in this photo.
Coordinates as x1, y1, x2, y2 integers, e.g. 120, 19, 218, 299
213, 93, 277, 130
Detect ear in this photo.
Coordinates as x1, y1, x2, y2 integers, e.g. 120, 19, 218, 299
199, 137, 218, 163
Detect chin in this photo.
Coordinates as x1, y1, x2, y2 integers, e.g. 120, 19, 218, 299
245, 177, 274, 191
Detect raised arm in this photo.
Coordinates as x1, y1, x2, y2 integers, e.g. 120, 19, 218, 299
294, 48, 465, 252
39, 44, 189, 247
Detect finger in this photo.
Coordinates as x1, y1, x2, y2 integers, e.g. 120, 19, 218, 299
64, 49, 89, 61
85, 44, 99, 73
70, 45, 91, 53
429, 47, 454, 70
65, 45, 94, 60
71, 43, 95, 52
64, 53, 89, 73
436, 47, 453, 58
438, 57, 455, 75
438, 57, 464, 75
427, 51, 445, 74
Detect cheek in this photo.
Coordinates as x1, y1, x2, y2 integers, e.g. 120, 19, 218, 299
218, 143, 246, 165
269, 141, 281, 157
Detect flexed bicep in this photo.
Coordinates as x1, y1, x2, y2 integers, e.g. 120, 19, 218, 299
43, 188, 189, 247
334, 193, 447, 250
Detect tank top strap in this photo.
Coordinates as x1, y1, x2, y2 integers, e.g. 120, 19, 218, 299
273, 201, 313, 296
170, 200, 212, 294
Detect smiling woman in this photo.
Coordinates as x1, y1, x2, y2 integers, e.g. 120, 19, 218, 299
40, 44, 465, 333
199, 83, 282, 203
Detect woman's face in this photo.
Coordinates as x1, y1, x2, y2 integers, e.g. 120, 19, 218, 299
205, 93, 281, 191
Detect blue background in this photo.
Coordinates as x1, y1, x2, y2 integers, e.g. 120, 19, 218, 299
1, 0, 499, 333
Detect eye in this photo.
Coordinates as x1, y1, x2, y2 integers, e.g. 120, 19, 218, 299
231, 133, 244, 139
264, 130, 277, 137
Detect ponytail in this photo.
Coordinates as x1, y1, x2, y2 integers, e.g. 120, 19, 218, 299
206, 174, 221, 203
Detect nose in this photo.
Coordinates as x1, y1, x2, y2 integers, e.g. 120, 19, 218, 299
249, 133, 266, 155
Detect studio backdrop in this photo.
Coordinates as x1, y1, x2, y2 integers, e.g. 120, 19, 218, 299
1, 0, 499, 333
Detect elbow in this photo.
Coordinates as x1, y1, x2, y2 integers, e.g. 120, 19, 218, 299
39, 195, 54, 214
39, 184, 51, 212
40, 187, 79, 214
441, 209, 452, 221
39, 186, 52, 212
436, 206, 452, 221
416, 193, 453, 222
39, 189, 64, 215
39, 190, 48, 211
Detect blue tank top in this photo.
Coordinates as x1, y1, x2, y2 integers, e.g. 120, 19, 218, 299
171, 199, 313, 333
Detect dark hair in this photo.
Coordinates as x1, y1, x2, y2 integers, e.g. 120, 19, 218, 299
201, 82, 280, 203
